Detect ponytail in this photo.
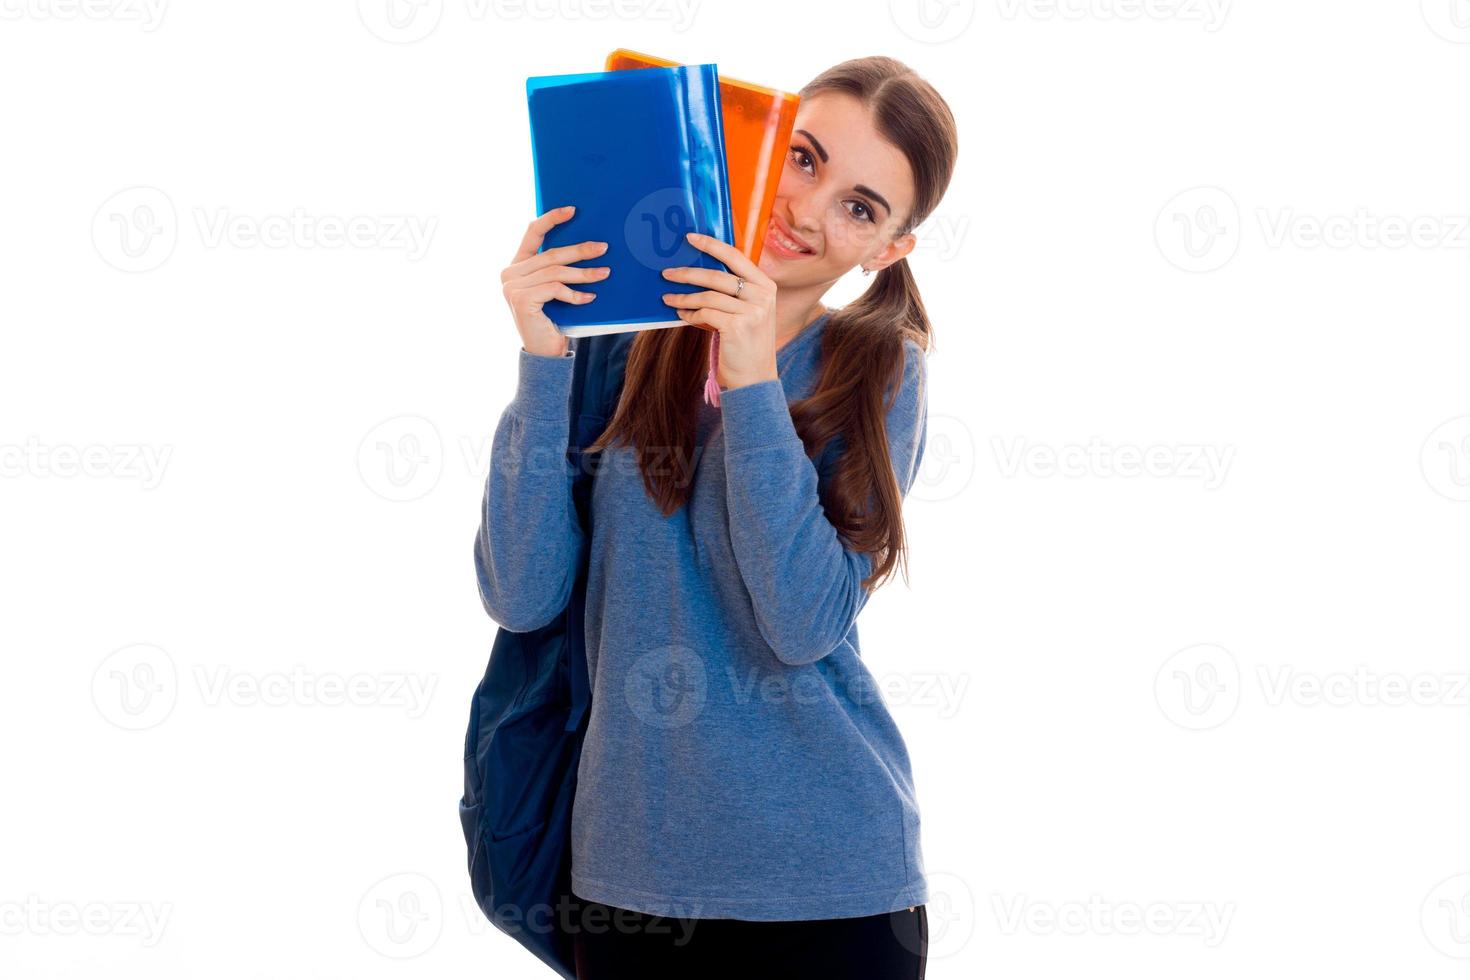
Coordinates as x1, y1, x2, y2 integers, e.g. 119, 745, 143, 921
792, 254, 932, 592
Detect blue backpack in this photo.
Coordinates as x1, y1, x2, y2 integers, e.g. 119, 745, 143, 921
459, 331, 633, 979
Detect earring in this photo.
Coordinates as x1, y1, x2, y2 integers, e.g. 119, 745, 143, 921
861, 266, 872, 277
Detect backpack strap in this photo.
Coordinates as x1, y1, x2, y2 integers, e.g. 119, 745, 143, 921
561, 332, 633, 730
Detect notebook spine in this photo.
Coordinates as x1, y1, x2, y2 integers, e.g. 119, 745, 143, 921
682, 64, 735, 254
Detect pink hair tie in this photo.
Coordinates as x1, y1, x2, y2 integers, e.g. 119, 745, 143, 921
703, 330, 722, 407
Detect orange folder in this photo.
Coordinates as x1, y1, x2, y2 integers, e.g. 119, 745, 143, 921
605, 49, 800, 265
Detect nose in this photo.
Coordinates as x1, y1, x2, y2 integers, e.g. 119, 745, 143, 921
781, 190, 823, 238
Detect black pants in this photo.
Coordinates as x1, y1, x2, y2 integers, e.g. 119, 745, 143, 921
570, 895, 928, 979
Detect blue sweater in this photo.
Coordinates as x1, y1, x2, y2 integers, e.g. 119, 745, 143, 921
474, 311, 930, 920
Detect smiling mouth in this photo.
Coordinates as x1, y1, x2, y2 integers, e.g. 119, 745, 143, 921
766, 218, 814, 256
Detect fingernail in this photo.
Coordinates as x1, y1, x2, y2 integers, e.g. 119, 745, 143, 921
563, 206, 575, 214
686, 232, 699, 241
595, 268, 610, 277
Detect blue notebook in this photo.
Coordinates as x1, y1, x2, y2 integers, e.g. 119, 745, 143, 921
525, 64, 736, 337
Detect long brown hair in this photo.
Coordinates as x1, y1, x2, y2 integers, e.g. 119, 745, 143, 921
587, 55, 958, 591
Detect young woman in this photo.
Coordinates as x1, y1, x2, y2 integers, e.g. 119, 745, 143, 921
480, 55, 958, 979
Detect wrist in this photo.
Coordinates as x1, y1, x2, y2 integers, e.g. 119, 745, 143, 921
723, 365, 779, 391
522, 342, 570, 359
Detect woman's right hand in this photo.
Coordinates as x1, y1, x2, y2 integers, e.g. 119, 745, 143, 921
501, 205, 611, 358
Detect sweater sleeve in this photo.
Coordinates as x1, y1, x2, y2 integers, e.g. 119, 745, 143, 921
721, 339, 928, 666
473, 346, 586, 633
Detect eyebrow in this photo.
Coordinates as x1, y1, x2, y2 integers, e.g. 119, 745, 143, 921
794, 128, 893, 219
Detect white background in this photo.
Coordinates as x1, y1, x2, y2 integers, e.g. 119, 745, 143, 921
3, 1, 1469, 977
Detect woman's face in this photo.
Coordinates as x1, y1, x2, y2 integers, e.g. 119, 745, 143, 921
759, 92, 918, 289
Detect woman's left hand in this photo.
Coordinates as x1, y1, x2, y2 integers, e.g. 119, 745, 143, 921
661, 231, 779, 391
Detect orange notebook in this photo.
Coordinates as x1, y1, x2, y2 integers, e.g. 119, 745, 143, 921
605, 49, 800, 266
